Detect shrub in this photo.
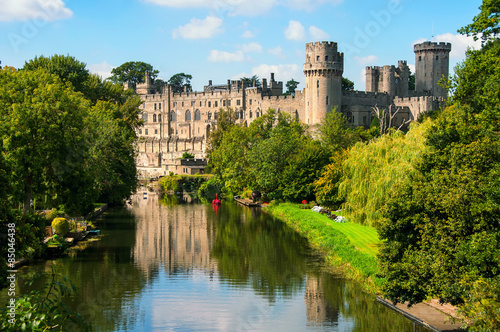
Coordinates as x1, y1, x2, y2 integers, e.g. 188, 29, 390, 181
51, 218, 70, 237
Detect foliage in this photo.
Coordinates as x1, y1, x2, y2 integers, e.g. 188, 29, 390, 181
266, 203, 383, 291
51, 218, 70, 237
314, 149, 349, 208
109, 61, 158, 84
316, 110, 360, 154
240, 75, 261, 88
284, 78, 299, 96
0, 269, 89, 331
168, 73, 192, 93
159, 175, 180, 193
181, 152, 195, 159
458, 0, 500, 43
342, 77, 354, 91
338, 120, 431, 227
198, 177, 224, 200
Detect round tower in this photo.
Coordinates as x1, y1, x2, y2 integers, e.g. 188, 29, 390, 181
303, 42, 343, 125
414, 41, 451, 98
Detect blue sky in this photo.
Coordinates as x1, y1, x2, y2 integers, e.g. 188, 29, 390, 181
0, 0, 483, 91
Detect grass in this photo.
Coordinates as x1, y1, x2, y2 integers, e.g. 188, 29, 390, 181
265, 202, 384, 293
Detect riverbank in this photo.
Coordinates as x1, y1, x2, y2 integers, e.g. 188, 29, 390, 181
264, 202, 383, 293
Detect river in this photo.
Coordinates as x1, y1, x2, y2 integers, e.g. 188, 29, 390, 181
4, 192, 429, 331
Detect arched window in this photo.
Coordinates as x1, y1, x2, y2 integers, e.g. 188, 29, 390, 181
194, 109, 201, 121
249, 111, 253, 118
185, 110, 191, 121
153, 114, 157, 122
208, 112, 212, 120
170, 111, 176, 122
158, 114, 162, 122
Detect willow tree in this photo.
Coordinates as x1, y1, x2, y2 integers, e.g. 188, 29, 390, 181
338, 120, 432, 227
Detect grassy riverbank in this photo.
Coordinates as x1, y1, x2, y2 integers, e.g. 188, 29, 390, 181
264, 203, 384, 293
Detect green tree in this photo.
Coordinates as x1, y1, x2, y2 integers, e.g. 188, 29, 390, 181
168, 73, 192, 93
458, 0, 500, 43
342, 77, 354, 91
284, 78, 299, 96
109, 61, 158, 84
240, 75, 261, 88
23, 55, 90, 94
0, 68, 91, 213
316, 109, 360, 154
314, 149, 349, 208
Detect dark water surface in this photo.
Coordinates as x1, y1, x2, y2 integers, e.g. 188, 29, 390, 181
4, 193, 429, 331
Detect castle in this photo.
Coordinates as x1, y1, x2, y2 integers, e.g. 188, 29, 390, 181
133, 40, 451, 178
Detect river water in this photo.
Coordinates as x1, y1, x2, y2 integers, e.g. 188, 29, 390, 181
5, 193, 429, 331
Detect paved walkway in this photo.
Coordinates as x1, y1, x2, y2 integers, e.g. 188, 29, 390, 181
377, 297, 466, 331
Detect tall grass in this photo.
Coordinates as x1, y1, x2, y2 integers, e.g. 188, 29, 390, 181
266, 203, 384, 292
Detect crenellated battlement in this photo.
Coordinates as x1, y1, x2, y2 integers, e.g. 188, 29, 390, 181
414, 41, 452, 52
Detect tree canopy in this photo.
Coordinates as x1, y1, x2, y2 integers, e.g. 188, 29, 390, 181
285, 78, 299, 96
168, 73, 192, 93
109, 61, 158, 84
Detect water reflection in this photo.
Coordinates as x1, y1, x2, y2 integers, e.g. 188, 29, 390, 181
1, 193, 427, 331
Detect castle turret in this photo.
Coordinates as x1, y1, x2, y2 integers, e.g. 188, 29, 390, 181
303, 41, 343, 125
414, 41, 451, 98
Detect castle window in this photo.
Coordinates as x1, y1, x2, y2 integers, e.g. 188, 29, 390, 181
158, 114, 162, 122
170, 111, 176, 121
139, 129, 142, 134
154, 103, 157, 110
153, 114, 157, 122
316, 56, 320, 61
200, 101, 202, 107
228, 100, 231, 107
155, 129, 158, 134
317, 80, 319, 89
145, 129, 148, 135
208, 112, 212, 120
159, 103, 161, 110
214, 112, 218, 120
208, 101, 211, 107
249, 99, 252, 105
237, 99, 241, 106
326, 96, 329, 105
436, 55, 439, 60
142, 113, 148, 122
249, 111, 252, 118
325, 56, 328, 61
214, 101, 218, 107
185, 110, 191, 121
182, 102, 184, 107
419, 56, 422, 61
363, 116, 367, 124
240, 110, 243, 119
194, 109, 201, 121
223, 100, 226, 107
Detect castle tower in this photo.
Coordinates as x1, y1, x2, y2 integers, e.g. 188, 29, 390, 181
414, 41, 451, 98
395, 60, 409, 97
303, 42, 343, 125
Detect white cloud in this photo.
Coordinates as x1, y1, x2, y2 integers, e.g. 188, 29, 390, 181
172, 16, 223, 39
241, 30, 255, 38
412, 33, 481, 60
285, 20, 306, 41
240, 42, 262, 53
354, 55, 378, 65
0, 0, 73, 22
309, 26, 329, 40
88, 61, 114, 80
208, 50, 246, 63
268, 46, 286, 59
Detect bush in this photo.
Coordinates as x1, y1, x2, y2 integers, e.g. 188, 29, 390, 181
51, 218, 70, 237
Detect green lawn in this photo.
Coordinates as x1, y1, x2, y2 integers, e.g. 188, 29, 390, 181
265, 203, 384, 292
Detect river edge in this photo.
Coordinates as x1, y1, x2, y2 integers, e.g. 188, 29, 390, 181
263, 202, 383, 294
